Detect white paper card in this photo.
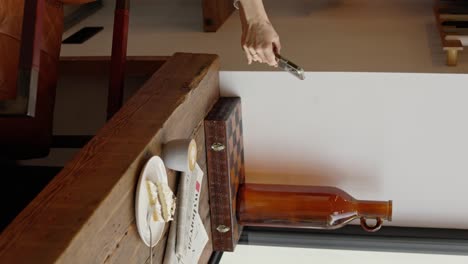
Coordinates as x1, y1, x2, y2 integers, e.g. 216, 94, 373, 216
163, 164, 208, 264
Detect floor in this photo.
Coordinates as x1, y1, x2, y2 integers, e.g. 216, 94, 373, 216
220, 245, 468, 264
61, 0, 468, 73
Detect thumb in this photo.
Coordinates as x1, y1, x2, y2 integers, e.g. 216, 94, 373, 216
273, 39, 281, 54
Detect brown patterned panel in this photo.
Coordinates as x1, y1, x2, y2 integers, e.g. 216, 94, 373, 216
204, 97, 245, 252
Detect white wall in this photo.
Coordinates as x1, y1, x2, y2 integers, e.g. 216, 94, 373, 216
221, 245, 468, 264
56, 0, 468, 230
221, 71, 468, 229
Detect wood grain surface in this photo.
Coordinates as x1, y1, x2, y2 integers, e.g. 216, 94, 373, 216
0, 53, 220, 263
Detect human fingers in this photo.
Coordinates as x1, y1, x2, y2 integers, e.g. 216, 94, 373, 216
263, 43, 278, 67
248, 44, 262, 63
242, 27, 254, 64
273, 37, 281, 54
247, 25, 262, 63
255, 48, 269, 65
244, 30, 261, 63
243, 44, 253, 64
252, 32, 269, 64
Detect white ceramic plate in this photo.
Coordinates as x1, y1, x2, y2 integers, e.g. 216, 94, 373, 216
135, 156, 168, 247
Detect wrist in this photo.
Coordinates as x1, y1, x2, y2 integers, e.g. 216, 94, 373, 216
239, 0, 269, 22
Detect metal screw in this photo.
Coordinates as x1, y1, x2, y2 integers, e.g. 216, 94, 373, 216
216, 225, 230, 233
211, 143, 225, 152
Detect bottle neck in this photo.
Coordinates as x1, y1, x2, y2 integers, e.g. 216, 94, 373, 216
356, 200, 392, 221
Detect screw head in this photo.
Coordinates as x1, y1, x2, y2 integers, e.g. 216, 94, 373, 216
211, 143, 225, 152
216, 225, 230, 233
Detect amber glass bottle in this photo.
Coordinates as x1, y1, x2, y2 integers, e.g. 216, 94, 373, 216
237, 184, 392, 232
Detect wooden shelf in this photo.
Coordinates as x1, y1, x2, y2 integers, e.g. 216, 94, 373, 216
434, 0, 468, 66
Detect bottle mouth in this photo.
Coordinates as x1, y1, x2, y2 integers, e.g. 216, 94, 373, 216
387, 200, 393, 222
356, 200, 393, 222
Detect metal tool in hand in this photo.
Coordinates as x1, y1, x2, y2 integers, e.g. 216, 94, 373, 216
275, 53, 305, 80
146, 209, 153, 264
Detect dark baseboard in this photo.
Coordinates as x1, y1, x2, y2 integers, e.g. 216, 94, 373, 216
239, 226, 468, 256
208, 251, 224, 264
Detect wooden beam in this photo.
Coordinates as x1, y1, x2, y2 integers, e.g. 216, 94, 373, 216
202, 0, 235, 32
0, 53, 220, 264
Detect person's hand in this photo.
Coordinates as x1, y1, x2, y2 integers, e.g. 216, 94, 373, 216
241, 19, 281, 66
237, 0, 281, 67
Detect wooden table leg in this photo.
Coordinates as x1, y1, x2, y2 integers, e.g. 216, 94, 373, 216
107, 0, 130, 119
202, 0, 235, 32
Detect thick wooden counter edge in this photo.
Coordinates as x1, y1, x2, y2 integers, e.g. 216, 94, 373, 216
0, 53, 220, 264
